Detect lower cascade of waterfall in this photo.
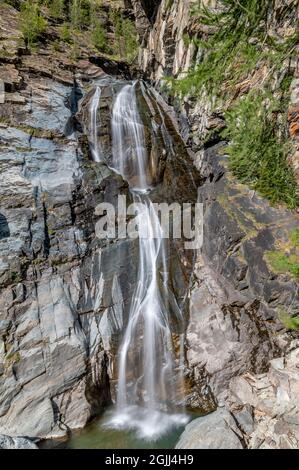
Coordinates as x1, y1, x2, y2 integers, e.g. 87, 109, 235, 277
89, 80, 189, 440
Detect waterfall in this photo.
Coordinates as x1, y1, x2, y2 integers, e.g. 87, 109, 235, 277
111, 83, 149, 191
89, 86, 102, 162
89, 80, 188, 440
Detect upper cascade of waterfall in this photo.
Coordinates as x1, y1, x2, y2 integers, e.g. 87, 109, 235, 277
88, 78, 188, 440
111, 82, 151, 192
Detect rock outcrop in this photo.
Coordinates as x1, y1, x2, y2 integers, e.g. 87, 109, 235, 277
175, 408, 244, 449
227, 344, 299, 448
1, 0, 299, 449
0, 2, 200, 440
0, 3, 128, 440
134, 0, 299, 449
0, 434, 38, 449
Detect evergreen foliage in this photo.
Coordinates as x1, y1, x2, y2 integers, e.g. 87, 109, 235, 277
20, 0, 47, 48
173, 0, 299, 208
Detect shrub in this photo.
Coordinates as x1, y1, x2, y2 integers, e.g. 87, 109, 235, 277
222, 90, 299, 208
91, 21, 107, 52
290, 228, 299, 247
110, 10, 138, 62
48, 0, 65, 19
279, 308, 299, 332
61, 22, 73, 43
265, 228, 299, 279
70, 0, 91, 30
172, 1, 299, 208
121, 17, 138, 62
20, 0, 47, 48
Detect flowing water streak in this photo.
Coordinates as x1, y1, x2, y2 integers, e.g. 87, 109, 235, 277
91, 81, 188, 439
89, 86, 102, 162
111, 82, 148, 190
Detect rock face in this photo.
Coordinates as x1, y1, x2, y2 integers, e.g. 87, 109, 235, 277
175, 408, 243, 449
1, 0, 299, 449
184, 145, 299, 410
0, 4, 130, 440
134, 0, 299, 449
226, 345, 299, 449
0, 434, 38, 449
0, 64, 117, 438
0, 3, 201, 440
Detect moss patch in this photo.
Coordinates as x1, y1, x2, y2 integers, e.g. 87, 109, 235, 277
265, 228, 299, 280
279, 308, 299, 332
5, 350, 21, 366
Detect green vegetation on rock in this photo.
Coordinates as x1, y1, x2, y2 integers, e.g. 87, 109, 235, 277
279, 308, 299, 332
47, 0, 65, 18
4, 350, 21, 366
222, 90, 299, 208
265, 228, 299, 279
91, 20, 107, 52
172, 0, 299, 208
20, 0, 47, 48
110, 9, 138, 61
265, 251, 299, 279
16, 0, 138, 61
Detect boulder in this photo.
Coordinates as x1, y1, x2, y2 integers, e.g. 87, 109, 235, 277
175, 408, 243, 449
0, 434, 38, 449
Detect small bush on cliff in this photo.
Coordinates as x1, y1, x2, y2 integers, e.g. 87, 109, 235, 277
266, 251, 299, 278
279, 309, 299, 332
290, 228, 299, 247
61, 21, 73, 43
265, 228, 299, 279
222, 90, 299, 208
20, 1, 47, 48
91, 21, 107, 52
172, 0, 299, 208
48, 0, 65, 19
69, 0, 91, 30
110, 10, 138, 62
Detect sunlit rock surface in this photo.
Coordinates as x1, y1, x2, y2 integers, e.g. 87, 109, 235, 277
175, 408, 243, 449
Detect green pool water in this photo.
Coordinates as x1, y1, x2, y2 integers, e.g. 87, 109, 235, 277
46, 408, 201, 449
66, 420, 184, 449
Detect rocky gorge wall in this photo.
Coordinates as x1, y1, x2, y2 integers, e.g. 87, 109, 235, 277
1, 0, 299, 449
0, 2, 200, 442
133, 0, 299, 448
0, 3, 140, 440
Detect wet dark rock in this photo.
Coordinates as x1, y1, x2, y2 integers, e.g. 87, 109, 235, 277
89, 56, 138, 80
0, 214, 10, 240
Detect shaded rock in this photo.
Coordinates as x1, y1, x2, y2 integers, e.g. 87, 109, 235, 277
185, 143, 299, 408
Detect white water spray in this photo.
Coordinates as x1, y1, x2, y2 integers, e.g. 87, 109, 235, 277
89, 81, 188, 440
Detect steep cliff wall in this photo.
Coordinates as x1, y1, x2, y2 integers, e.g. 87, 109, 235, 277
0, 3, 136, 439
1, 0, 299, 449
0, 2, 199, 441
135, 0, 299, 448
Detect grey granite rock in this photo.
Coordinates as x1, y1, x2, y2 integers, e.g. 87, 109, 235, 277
0, 434, 38, 449
175, 408, 243, 449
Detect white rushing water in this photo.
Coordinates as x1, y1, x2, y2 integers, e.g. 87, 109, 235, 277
90, 80, 188, 440
90, 86, 102, 162
111, 83, 149, 191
